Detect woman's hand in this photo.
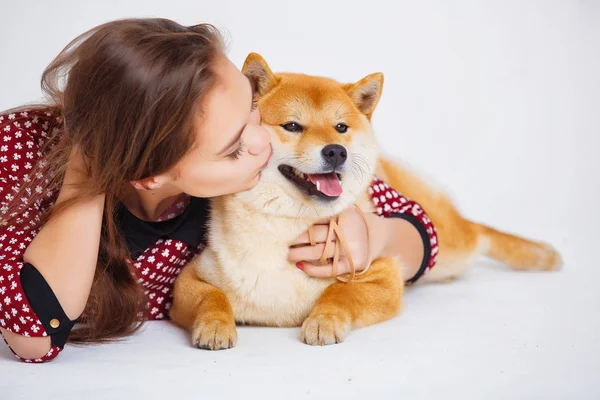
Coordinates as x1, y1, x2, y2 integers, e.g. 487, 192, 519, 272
288, 207, 389, 278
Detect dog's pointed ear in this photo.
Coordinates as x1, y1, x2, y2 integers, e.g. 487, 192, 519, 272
242, 53, 278, 97
344, 73, 384, 119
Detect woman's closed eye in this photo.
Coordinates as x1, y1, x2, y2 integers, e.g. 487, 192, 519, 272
226, 97, 257, 160
227, 138, 246, 160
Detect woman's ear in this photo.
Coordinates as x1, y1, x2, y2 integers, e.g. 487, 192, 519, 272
130, 174, 169, 191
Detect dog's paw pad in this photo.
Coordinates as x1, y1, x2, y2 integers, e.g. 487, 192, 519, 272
192, 318, 238, 350
301, 313, 350, 346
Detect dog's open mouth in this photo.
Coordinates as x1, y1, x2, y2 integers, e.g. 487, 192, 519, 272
278, 165, 343, 199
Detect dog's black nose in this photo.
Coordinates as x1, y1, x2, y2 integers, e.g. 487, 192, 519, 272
321, 144, 347, 168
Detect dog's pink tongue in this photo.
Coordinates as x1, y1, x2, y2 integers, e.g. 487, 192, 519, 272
308, 173, 342, 197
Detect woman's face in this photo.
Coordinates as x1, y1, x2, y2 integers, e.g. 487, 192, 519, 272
168, 56, 272, 198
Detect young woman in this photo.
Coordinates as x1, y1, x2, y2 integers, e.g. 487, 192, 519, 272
0, 18, 438, 363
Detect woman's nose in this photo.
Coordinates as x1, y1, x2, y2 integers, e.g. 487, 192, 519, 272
247, 125, 270, 156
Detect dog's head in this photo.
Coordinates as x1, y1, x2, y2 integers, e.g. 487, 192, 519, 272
237, 53, 383, 219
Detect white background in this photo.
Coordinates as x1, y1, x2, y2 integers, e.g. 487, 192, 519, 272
0, 1, 598, 399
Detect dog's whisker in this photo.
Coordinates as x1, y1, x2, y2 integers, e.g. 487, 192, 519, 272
350, 163, 361, 181
352, 154, 371, 174
296, 203, 309, 219
351, 163, 365, 181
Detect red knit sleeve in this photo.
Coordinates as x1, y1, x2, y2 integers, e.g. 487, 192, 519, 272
0, 110, 63, 362
367, 176, 439, 283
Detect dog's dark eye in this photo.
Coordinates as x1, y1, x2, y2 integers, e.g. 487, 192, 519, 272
335, 123, 348, 134
281, 122, 304, 133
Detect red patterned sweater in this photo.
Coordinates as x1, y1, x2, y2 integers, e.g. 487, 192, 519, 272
0, 109, 438, 363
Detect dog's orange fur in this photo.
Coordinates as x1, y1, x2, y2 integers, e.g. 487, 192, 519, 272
170, 265, 238, 349
301, 257, 404, 345
171, 53, 562, 349
376, 159, 562, 282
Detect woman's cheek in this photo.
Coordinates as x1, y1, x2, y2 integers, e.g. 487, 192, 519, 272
250, 109, 261, 124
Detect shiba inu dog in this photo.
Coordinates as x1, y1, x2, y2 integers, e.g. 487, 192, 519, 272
170, 53, 562, 350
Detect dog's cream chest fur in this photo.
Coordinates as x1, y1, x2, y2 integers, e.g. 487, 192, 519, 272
191, 197, 335, 327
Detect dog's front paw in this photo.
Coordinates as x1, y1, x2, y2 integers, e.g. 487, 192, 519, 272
301, 313, 351, 346
192, 318, 238, 350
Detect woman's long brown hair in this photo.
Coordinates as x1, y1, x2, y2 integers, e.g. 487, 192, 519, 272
1, 18, 223, 343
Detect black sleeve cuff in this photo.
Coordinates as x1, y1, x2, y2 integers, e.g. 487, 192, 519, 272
384, 212, 432, 285
20, 263, 77, 348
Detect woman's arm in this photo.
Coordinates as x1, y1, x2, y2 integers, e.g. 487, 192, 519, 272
365, 210, 425, 280
0, 111, 104, 362
369, 177, 438, 283
289, 177, 438, 283
23, 147, 105, 321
